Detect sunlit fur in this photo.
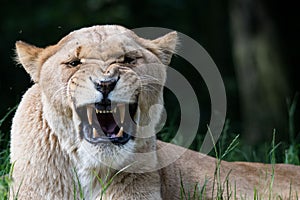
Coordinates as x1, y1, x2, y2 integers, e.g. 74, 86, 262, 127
11, 25, 300, 200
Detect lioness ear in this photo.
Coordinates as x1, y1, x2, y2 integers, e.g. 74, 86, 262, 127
15, 41, 44, 83
151, 31, 178, 65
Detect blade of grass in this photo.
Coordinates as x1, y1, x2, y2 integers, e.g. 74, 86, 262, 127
179, 171, 187, 200
73, 168, 84, 200
268, 130, 276, 200
221, 135, 239, 160
0, 105, 18, 128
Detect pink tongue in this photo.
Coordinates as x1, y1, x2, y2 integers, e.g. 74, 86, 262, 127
97, 113, 117, 134
102, 123, 117, 134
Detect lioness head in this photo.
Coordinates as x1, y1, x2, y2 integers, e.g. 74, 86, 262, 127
15, 25, 177, 171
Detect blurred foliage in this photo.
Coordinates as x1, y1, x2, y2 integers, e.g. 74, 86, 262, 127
0, 0, 299, 159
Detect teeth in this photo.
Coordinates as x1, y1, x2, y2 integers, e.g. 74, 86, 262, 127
93, 128, 99, 137
95, 109, 113, 114
116, 127, 123, 137
118, 104, 125, 124
113, 107, 117, 113
87, 107, 93, 125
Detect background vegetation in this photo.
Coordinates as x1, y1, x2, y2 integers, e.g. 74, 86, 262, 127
0, 0, 299, 174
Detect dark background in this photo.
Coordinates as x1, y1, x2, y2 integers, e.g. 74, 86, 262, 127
1, 0, 299, 162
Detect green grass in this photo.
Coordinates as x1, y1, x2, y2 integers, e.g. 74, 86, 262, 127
0, 149, 11, 200
179, 94, 300, 199
179, 128, 296, 200
0, 97, 299, 199
285, 94, 300, 165
0, 106, 17, 200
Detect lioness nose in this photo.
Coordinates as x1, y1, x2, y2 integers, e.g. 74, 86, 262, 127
95, 78, 118, 98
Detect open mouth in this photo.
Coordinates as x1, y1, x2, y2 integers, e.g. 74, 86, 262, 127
77, 99, 138, 145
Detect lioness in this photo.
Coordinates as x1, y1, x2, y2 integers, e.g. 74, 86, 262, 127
11, 25, 300, 199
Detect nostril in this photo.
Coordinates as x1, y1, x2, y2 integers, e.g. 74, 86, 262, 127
95, 78, 118, 97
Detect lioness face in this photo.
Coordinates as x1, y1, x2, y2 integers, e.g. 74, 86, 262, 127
16, 25, 177, 168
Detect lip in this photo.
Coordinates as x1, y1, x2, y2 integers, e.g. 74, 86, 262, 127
76, 99, 137, 145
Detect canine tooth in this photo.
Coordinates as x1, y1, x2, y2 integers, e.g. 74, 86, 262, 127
118, 104, 125, 124
116, 127, 123, 137
113, 107, 117, 113
87, 107, 93, 125
93, 128, 99, 137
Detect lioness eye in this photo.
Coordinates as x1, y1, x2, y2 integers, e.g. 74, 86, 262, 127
123, 56, 135, 64
68, 59, 82, 67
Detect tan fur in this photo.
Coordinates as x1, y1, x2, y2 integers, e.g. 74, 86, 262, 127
11, 25, 300, 200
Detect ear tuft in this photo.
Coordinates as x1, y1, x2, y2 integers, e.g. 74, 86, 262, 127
15, 41, 43, 83
152, 31, 178, 65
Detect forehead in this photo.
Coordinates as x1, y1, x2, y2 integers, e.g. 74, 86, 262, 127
70, 25, 132, 42
59, 25, 142, 53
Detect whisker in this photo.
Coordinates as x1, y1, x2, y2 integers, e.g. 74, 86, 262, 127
50, 85, 68, 103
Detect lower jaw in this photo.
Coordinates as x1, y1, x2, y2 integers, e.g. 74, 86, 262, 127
83, 132, 134, 145
80, 121, 135, 145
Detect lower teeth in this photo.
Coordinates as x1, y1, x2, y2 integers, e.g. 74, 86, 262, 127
93, 128, 99, 137
116, 127, 124, 137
